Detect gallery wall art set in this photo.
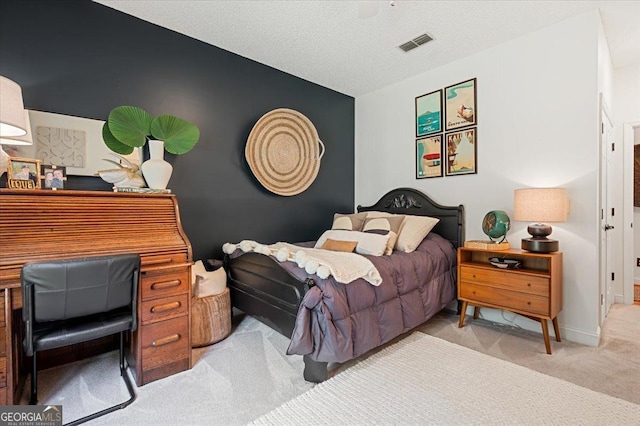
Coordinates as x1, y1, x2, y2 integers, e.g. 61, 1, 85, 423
415, 78, 477, 179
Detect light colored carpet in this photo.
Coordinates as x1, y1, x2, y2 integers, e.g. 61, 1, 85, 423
22, 315, 314, 425
253, 332, 640, 425
21, 304, 640, 424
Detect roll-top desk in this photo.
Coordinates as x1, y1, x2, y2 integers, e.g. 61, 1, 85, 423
0, 189, 193, 404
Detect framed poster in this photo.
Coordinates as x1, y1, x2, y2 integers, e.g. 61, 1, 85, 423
444, 78, 476, 131
445, 128, 477, 176
415, 89, 442, 137
416, 135, 443, 179
4, 110, 139, 177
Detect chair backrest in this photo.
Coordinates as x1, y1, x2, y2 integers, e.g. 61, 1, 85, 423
21, 254, 140, 324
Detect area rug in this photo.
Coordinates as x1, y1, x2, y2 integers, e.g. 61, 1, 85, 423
252, 332, 640, 425
23, 315, 314, 425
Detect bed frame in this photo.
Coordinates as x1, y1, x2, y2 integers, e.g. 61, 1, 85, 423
223, 188, 465, 381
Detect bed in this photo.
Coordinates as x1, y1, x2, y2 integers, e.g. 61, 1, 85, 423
223, 187, 465, 382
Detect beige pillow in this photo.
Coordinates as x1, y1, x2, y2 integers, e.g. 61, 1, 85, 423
314, 229, 389, 256
320, 238, 358, 253
331, 212, 367, 231
361, 216, 405, 255
192, 260, 227, 298
365, 212, 440, 253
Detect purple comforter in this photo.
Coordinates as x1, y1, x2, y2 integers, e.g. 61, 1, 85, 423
282, 233, 457, 363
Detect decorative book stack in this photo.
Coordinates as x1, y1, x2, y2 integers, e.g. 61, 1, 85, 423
463, 240, 510, 250
113, 186, 172, 194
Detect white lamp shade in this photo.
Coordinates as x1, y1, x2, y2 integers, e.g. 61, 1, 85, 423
0, 109, 32, 145
514, 188, 569, 223
0, 76, 27, 137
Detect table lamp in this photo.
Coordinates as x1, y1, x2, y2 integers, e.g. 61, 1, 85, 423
0, 76, 31, 174
514, 188, 568, 253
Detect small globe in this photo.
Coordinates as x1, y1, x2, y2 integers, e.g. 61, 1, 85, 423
482, 210, 510, 243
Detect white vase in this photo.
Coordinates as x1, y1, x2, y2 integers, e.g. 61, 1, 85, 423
141, 140, 173, 189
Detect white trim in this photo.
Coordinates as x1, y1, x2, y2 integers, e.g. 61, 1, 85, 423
623, 120, 640, 305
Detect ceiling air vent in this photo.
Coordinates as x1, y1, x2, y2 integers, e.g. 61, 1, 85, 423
398, 33, 433, 52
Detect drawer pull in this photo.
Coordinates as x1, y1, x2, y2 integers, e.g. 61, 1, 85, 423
145, 257, 174, 266
151, 301, 181, 313
527, 302, 531, 305
151, 280, 182, 290
527, 283, 532, 287
151, 334, 181, 347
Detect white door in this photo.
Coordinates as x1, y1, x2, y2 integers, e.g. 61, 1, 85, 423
599, 96, 615, 325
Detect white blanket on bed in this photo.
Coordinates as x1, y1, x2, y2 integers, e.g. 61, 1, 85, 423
222, 240, 382, 286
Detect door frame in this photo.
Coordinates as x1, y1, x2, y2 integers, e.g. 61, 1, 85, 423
623, 121, 640, 305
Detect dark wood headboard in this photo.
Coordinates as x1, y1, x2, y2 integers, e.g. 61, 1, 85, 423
357, 187, 465, 249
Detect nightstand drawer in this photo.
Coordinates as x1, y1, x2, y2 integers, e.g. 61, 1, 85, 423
460, 282, 549, 316
460, 266, 549, 296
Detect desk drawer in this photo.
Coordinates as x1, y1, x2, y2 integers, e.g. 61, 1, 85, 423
141, 269, 189, 301
460, 266, 549, 296
141, 316, 189, 371
141, 294, 188, 325
460, 282, 549, 316
142, 253, 188, 269
0, 293, 5, 326
0, 356, 6, 386
0, 325, 5, 356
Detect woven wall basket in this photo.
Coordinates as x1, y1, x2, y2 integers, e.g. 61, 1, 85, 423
245, 108, 325, 196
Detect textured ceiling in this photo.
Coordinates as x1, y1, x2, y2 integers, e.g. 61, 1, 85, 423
95, 0, 640, 97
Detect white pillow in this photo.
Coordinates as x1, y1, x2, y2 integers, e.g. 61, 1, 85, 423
361, 216, 405, 255
192, 260, 227, 298
315, 229, 389, 256
365, 211, 440, 253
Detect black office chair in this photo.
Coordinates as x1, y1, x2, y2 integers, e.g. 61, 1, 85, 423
21, 254, 140, 425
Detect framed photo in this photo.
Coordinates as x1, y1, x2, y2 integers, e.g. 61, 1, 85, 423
444, 78, 477, 131
445, 128, 477, 176
40, 164, 67, 190
415, 89, 442, 137
416, 135, 443, 179
7, 157, 42, 189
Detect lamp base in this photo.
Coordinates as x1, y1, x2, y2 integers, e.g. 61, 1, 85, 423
521, 238, 559, 253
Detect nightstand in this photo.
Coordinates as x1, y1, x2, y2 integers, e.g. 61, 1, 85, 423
457, 247, 563, 354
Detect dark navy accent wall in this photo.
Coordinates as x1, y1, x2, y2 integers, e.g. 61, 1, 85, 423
0, 1, 355, 261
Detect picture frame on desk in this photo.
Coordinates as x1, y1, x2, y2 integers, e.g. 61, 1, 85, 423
40, 164, 66, 190
6, 157, 41, 189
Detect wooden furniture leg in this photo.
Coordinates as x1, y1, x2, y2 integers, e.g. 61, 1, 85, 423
541, 319, 551, 355
458, 301, 468, 328
473, 306, 479, 319
552, 317, 561, 342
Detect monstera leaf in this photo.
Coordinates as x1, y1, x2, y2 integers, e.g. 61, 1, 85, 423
150, 115, 200, 155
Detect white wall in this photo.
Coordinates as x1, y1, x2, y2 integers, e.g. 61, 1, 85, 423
355, 11, 605, 346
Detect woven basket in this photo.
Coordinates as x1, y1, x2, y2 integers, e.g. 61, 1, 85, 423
191, 287, 231, 347
245, 108, 325, 196
634, 284, 640, 303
